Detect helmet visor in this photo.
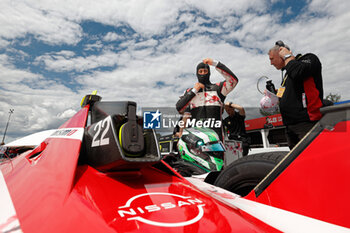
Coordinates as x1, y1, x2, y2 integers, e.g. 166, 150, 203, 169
201, 142, 226, 152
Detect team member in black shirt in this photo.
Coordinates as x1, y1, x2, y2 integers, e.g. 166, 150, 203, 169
268, 41, 324, 149
223, 102, 249, 155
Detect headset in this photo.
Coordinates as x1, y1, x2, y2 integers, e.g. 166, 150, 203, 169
118, 104, 144, 157
275, 40, 290, 51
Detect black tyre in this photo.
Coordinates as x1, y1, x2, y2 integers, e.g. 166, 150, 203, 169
214, 151, 288, 196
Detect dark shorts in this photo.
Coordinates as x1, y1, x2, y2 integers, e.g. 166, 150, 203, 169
285, 121, 317, 149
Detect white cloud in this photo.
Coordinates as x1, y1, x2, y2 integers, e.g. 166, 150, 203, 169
84, 41, 104, 51
0, 0, 184, 40
308, 0, 349, 15
55, 50, 76, 58
285, 7, 293, 15
135, 39, 158, 49
73, 35, 273, 111
0, 62, 42, 85
0, 60, 80, 142
0, 38, 10, 49
57, 109, 77, 119
0, 0, 276, 46
34, 50, 121, 72
0, 0, 82, 45
186, 0, 268, 16
103, 32, 124, 42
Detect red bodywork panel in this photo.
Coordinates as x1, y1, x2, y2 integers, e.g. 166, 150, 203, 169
246, 120, 350, 229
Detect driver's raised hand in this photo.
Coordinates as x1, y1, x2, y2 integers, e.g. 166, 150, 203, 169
203, 58, 213, 66
194, 82, 205, 91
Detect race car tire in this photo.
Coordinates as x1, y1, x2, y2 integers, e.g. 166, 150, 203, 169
214, 151, 287, 196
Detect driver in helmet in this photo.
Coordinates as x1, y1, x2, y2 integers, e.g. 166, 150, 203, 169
176, 58, 238, 141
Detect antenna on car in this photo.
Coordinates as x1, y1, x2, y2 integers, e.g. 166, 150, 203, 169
80, 90, 102, 108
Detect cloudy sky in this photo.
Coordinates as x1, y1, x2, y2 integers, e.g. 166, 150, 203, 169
0, 0, 349, 142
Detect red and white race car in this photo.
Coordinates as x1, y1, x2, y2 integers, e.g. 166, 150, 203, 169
1, 95, 349, 233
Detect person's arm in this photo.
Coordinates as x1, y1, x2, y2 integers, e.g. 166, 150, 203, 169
175, 112, 191, 138
176, 83, 204, 113
280, 48, 321, 81
203, 58, 238, 96
226, 102, 245, 116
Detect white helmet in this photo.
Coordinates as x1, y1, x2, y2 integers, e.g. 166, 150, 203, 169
260, 90, 279, 114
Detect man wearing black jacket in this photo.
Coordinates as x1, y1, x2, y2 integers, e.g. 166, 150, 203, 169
269, 41, 324, 149
176, 58, 238, 141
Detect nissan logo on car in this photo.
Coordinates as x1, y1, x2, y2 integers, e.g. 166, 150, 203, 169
117, 192, 206, 227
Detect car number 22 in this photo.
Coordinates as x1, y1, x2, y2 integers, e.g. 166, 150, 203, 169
91, 117, 111, 147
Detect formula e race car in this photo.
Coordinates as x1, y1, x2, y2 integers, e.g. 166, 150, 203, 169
1, 94, 350, 233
